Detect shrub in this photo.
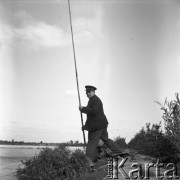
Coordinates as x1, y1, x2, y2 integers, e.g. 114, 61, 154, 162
16, 146, 87, 180
113, 136, 128, 149
156, 93, 180, 152
128, 123, 178, 163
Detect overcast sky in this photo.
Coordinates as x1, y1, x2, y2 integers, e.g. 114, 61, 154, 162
0, 0, 180, 143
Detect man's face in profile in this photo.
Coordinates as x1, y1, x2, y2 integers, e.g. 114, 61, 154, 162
86, 90, 94, 98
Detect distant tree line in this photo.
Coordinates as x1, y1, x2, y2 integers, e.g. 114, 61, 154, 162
0, 139, 42, 146
0, 139, 84, 147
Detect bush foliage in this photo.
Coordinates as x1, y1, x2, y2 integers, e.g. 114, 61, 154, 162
128, 122, 178, 162
16, 145, 87, 180
156, 93, 180, 151
113, 136, 128, 149
15, 137, 128, 180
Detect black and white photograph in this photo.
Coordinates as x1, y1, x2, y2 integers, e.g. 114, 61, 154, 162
0, 0, 180, 179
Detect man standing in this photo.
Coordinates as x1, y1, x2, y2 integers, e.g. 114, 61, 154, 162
79, 85, 124, 172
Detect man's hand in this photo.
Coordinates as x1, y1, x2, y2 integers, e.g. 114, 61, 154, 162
82, 125, 88, 131
82, 125, 85, 131
79, 105, 84, 111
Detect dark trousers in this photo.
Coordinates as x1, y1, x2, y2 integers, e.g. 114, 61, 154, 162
86, 125, 122, 161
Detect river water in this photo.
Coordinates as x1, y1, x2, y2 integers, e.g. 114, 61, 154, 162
0, 145, 83, 180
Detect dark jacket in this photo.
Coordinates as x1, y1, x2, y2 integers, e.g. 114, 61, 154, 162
80, 95, 108, 131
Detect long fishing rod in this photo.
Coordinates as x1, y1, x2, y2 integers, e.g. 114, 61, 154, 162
67, 0, 86, 145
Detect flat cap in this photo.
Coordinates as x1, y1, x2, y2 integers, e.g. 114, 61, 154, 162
85, 85, 97, 92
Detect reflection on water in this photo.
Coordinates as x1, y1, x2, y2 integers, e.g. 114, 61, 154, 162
0, 145, 84, 180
